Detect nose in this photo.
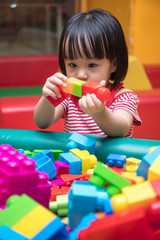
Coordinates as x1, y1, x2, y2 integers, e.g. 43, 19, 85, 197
76, 70, 88, 81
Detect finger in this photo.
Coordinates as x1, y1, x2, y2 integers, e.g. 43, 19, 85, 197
100, 80, 106, 86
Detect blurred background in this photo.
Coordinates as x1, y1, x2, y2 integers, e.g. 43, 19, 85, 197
0, 0, 160, 140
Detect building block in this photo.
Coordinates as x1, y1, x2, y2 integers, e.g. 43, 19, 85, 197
136, 145, 160, 180
82, 80, 111, 102
60, 152, 82, 175
70, 213, 98, 240
112, 181, 157, 213
68, 181, 110, 229
78, 206, 154, 240
0, 194, 69, 240
70, 148, 97, 174
32, 151, 56, 180
47, 78, 110, 107
0, 225, 27, 240
148, 156, 160, 181
150, 179, 160, 199
121, 172, 144, 184
66, 132, 96, 154
49, 194, 68, 217
89, 162, 131, 190
73, 80, 85, 97
54, 161, 69, 177
63, 77, 78, 95
106, 153, 126, 168
0, 194, 38, 227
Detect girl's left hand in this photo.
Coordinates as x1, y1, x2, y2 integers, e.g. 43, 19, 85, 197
79, 93, 106, 116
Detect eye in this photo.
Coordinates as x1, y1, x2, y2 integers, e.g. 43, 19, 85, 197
69, 63, 77, 68
88, 63, 97, 68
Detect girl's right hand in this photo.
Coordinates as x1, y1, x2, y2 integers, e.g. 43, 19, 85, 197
42, 72, 67, 100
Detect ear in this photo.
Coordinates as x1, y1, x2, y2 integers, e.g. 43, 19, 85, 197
112, 58, 117, 72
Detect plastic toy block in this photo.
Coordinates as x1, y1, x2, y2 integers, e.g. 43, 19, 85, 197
78, 206, 154, 240
50, 184, 62, 201
50, 178, 65, 186
63, 77, 78, 94
25, 172, 51, 209
82, 80, 110, 102
126, 165, 139, 172
61, 186, 70, 195
106, 153, 126, 168
147, 199, 160, 230
32, 152, 56, 180
108, 166, 124, 175
136, 145, 160, 180
68, 181, 109, 229
70, 213, 98, 240
73, 79, 85, 97
54, 161, 69, 177
106, 184, 121, 196
66, 132, 96, 154
70, 148, 97, 174
112, 181, 157, 213
89, 162, 131, 190
121, 172, 144, 184
151, 179, 160, 198
49, 194, 68, 217
12, 204, 57, 238
0, 225, 27, 240
0, 194, 38, 227
60, 152, 82, 175
31, 216, 69, 240
60, 174, 83, 186
126, 157, 141, 166
148, 156, 160, 181
0, 159, 23, 194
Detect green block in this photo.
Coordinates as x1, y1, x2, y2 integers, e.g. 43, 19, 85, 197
93, 162, 131, 190
106, 184, 121, 196
73, 80, 85, 97
89, 174, 106, 188
0, 194, 38, 227
49, 195, 68, 217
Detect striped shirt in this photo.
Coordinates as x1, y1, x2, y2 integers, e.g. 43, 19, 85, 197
61, 84, 141, 137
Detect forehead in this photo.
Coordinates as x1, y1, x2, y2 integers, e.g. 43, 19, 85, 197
64, 34, 95, 59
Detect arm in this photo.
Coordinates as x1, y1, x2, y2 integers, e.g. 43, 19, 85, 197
79, 93, 133, 137
34, 72, 67, 129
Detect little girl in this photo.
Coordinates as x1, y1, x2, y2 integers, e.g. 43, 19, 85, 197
34, 8, 141, 137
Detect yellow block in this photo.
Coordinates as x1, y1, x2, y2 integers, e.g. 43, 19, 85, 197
126, 157, 141, 166
112, 181, 156, 213
12, 205, 57, 238
122, 181, 157, 209
126, 165, 138, 172
148, 156, 160, 181
124, 56, 152, 91
121, 172, 144, 184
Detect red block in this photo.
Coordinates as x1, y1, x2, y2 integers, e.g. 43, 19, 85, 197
78, 207, 154, 240
82, 81, 110, 102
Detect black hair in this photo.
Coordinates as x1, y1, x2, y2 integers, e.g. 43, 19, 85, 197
59, 8, 128, 86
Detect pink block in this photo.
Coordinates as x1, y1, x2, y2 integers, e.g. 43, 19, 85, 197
54, 161, 69, 177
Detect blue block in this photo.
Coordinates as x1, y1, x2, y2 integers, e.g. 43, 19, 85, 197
136, 145, 160, 180
0, 225, 27, 240
68, 181, 109, 229
70, 213, 98, 240
32, 217, 69, 240
60, 152, 82, 175
32, 153, 56, 180
66, 133, 96, 154
106, 153, 126, 168
43, 150, 55, 162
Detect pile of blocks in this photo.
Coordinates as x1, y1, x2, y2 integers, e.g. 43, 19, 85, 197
1, 132, 160, 239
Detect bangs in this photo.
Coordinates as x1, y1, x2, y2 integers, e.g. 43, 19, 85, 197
62, 23, 109, 60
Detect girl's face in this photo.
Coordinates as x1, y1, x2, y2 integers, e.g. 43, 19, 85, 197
64, 55, 116, 86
